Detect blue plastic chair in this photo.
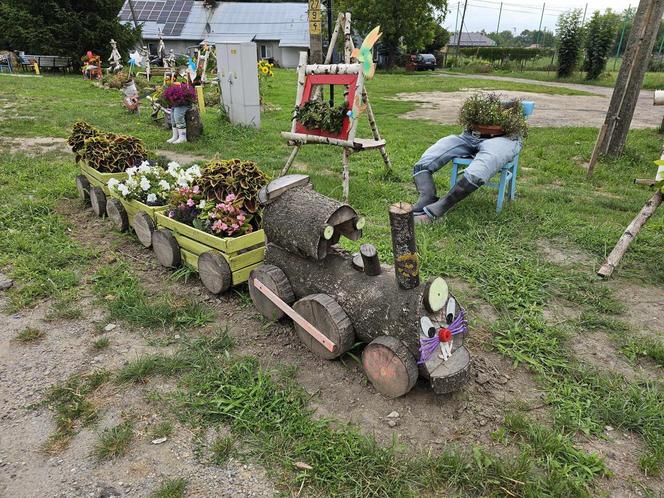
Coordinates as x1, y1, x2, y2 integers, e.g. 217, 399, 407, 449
450, 101, 535, 214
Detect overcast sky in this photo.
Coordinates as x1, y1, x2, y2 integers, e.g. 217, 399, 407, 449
444, 0, 636, 34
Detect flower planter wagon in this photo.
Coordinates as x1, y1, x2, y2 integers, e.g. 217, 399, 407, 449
76, 161, 127, 218
152, 212, 266, 294
106, 194, 169, 248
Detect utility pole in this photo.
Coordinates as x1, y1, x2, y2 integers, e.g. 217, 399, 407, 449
308, 0, 323, 64
496, 2, 503, 34
588, 0, 664, 176
613, 5, 631, 70
536, 2, 545, 46
456, 0, 469, 57
454, 2, 460, 39
127, 0, 143, 44
581, 3, 589, 24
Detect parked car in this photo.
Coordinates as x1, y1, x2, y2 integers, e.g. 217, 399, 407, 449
408, 53, 437, 71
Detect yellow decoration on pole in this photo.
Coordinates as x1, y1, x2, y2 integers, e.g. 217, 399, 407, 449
33, 61, 40, 75
308, 0, 321, 35
196, 85, 206, 114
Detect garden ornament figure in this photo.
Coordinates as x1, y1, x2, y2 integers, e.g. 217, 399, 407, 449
128, 50, 142, 74
412, 94, 528, 223
351, 26, 382, 79
157, 30, 167, 66
108, 39, 123, 73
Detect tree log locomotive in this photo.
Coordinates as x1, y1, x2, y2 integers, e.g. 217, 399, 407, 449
248, 175, 471, 398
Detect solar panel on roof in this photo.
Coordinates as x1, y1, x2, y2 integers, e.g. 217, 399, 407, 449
118, 0, 192, 35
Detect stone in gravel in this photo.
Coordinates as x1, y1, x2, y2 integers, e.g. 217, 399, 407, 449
0, 275, 14, 290
103, 324, 117, 332
151, 437, 168, 445
293, 462, 313, 470
387, 420, 398, 428
98, 486, 121, 498
386, 411, 400, 418
475, 372, 490, 385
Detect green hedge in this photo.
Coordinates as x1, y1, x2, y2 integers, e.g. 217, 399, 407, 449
458, 47, 554, 62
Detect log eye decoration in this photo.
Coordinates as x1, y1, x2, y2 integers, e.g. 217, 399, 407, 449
418, 306, 468, 364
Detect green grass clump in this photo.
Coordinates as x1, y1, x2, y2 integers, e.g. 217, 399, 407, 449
14, 327, 45, 343
46, 291, 83, 320
92, 263, 213, 329
622, 338, 664, 368
92, 337, 110, 350
43, 370, 109, 452
93, 420, 134, 461
151, 421, 174, 439
211, 435, 234, 465
151, 478, 187, 498
115, 355, 188, 384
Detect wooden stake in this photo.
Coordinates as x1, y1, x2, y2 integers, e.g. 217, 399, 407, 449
598, 189, 662, 278
342, 148, 351, 201
360, 243, 381, 276
388, 202, 420, 289
281, 146, 300, 176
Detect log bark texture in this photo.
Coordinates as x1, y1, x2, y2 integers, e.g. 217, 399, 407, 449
198, 251, 232, 294
106, 198, 129, 232
152, 229, 181, 268
265, 243, 428, 357
185, 107, 203, 142
133, 212, 155, 248
89, 187, 107, 218
362, 336, 418, 398
262, 186, 357, 260
598, 189, 663, 278
76, 175, 90, 204
360, 243, 381, 276
389, 202, 420, 289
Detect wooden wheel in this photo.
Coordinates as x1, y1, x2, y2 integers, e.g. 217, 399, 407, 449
198, 251, 232, 294
292, 294, 354, 360
76, 175, 90, 204
133, 211, 155, 248
425, 345, 472, 395
248, 264, 294, 321
89, 187, 107, 217
362, 336, 418, 398
152, 229, 181, 268
106, 198, 129, 232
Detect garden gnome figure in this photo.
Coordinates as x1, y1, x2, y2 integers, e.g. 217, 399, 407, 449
108, 39, 123, 73
140, 46, 151, 81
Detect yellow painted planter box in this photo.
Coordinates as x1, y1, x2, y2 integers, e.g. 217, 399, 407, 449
155, 212, 265, 286
79, 161, 127, 195
109, 194, 169, 224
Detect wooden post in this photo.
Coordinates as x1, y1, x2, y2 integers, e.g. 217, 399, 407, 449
342, 148, 351, 201
360, 243, 382, 276
308, 0, 324, 64
388, 202, 420, 289
588, 0, 664, 171
343, 13, 352, 64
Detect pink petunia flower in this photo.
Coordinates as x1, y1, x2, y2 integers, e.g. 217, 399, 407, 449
186, 198, 195, 207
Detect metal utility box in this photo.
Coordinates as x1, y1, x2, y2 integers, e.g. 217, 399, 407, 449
216, 41, 260, 128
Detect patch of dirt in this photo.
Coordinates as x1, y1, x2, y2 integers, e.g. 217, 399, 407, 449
154, 149, 207, 166
573, 330, 651, 382
395, 89, 661, 129
0, 136, 71, 157
536, 238, 597, 267
611, 281, 664, 340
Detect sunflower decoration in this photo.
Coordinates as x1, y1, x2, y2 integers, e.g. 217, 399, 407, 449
257, 59, 275, 104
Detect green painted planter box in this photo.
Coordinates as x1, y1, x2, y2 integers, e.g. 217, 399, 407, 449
109, 194, 168, 224
79, 161, 127, 195
155, 212, 265, 287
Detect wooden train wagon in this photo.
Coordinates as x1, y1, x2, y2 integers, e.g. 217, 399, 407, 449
75, 162, 127, 218
152, 212, 266, 294
105, 194, 169, 248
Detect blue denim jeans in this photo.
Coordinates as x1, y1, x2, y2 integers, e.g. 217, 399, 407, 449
171, 105, 190, 129
413, 132, 522, 186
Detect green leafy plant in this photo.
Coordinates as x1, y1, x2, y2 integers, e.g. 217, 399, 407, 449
294, 99, 349, 134
583, 11, 619, 80
557, 9, 584, 78
458, 92, 529, 138
81, 133, 148, 173
67, 121, 100, 161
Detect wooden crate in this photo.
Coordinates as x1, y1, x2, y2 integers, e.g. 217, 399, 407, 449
155, 212, 265, 287
79, 161, 127, 195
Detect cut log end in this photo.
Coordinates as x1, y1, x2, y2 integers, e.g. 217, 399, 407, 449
362, 336, 418, 398
133, 211, 156, 248
360, 243, 381, 276
106, 198, 129, 232
198, 251, 232, 294
389, 202, 413, 216
423, 345, 472, 395
152, 229, 181, 268
89, 187, 107, 218
292, 293, 354, 360
248, 264, 295, 321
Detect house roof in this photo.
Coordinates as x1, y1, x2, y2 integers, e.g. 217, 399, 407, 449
119, 1, 309, 48
449, 32, 496, 47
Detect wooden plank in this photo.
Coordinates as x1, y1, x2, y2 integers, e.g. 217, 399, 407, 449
229, 246, 265, 271
232, 261, 263, 286
281, 131, 355, 148
173, 232, 212, 257
180, 248, 199, 269
225, 230, 265, 253
252, 278, 336, 352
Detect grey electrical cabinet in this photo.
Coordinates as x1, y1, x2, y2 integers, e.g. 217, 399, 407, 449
216, 41, 261, 128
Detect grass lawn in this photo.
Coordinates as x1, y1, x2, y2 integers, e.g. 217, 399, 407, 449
444, 67, 664, 90
1, 70, 663, 496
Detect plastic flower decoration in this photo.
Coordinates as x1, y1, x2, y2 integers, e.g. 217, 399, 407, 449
162, 83, 197, 107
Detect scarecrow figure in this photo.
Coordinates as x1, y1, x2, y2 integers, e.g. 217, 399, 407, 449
108, 39, 123, 73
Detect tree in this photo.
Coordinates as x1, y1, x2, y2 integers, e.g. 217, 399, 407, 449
556, 9, 584, 78
488, 30, 515, 47
0, 0, 140, 68
583, 10, 619, 80
424, 24, 450, 53
336, 0, 448, 67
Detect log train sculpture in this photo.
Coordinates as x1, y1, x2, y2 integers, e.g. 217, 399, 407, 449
248, 175, 472, 398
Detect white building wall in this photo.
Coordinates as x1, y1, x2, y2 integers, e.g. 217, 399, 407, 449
279, 47, 302, 68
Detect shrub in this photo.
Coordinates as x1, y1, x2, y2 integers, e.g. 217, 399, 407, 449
557, 9, 584, 78
458, 93, 529, 138
583, 11, 619, 80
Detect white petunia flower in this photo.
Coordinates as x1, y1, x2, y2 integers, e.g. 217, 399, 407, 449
107, 178, 120, 190
118, 184, 130, 197
146, 193, 157, 203
198, 199, 206, 209
126, 166, 137, 177
186, 164, 201, 177
158, 179, 171, 191
140, 176, 151, 191
126, 177, 138, 189
138, 162, 152, 174
167, 161, 181, 177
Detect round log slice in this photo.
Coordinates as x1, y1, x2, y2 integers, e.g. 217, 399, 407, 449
292, 294, 354, 360
106, 198, 129, 232
248, 264, 295, 321
133, 211, 155, 248
76, 175, 90, 204
89, 187, 107, 218
198, 251, 232, 295
362, 336, 418, 398
152, 229, 181, 268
